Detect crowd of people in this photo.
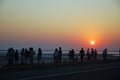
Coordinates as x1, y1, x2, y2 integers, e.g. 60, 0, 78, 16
68, 48, 108, 63
6, 47, 110, 66
6, 47, 41, 66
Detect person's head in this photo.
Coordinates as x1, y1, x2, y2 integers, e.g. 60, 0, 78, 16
8, 48, 11, 52
29, 47, 33, 51
55, 48, 58, 51
25, 48, 27, 51
16, 50, 18, 52
103, 48, 107, 51
95, 49, 97, 51
81, 48, 83, 50
72, 49, 74, 51
22, 48, 24, 51
38, 48, 41, 51
105, 48, 107, 51
59, 47, 62, 50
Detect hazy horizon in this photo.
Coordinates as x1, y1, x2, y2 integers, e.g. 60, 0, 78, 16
0, 0, 120, 50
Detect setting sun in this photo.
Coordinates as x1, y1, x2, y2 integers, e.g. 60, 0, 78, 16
90, 41, 95, 45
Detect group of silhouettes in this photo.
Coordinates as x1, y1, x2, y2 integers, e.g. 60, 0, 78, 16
54, 47, 109, 64
68, 48, 108, 63
53, 47, 62, 64
6, 47, 109, 66
6, 47, 42, 66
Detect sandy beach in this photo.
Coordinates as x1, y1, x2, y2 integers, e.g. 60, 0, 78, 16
0, 50, 120, 80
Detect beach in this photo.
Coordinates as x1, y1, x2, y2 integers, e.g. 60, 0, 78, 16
0, 50, 120, 80
1, 58, 120, 80
0, 50, 119, 66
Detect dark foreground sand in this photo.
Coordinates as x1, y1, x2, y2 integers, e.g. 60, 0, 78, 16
0, 58, 120, 80
0, 57, 120, 72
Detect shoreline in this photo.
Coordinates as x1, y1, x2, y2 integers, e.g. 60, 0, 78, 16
0, 53, 119, 66
0, 57, 120, 73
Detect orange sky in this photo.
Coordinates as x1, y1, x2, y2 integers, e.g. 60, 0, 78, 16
0, 0, 120, 50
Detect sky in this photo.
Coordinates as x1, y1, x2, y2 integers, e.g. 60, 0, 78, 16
0, 0, 120, 50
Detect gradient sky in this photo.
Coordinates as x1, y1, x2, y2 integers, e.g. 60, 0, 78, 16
0, 0, 120, 50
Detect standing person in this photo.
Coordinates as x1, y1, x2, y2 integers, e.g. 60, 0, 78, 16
58, 47, 62, 63
68, 50, 72, 63
94, 49, 97, 61
6, 48, 15, 66
87, 48, 90, 61
80, 48, 85, 63
71, 49, 75, 62
6, 48, 11, 65
15, 50, 19, 64
37, 48, 42, 63
29, 47, 35, 64
25, 48, 29, 64
20, 48, 25, 64
68, 49, 75, 63
11, 48, 15, 65
103, 48, 107, 61
53, 48, 59, 64
91, 48, 94, 61
6, 48, 12, 66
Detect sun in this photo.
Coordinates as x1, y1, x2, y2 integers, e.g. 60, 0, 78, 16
90, 41, 95, 45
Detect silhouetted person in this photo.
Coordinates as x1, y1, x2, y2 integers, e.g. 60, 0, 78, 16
6, 48, 15, 66
80, 48, 85, 63
25, 48, 29, 64
37, 48, 42, 63
6, 48, 14, 66
29, 47, 35, 64
68, 49, 75, 63
91, 48, 95, 61
58, 47, 62, 63
68, 50, 72, 63
15, 50, 19, 64
87, 48, 90, 61
53, 48, 59, 64
103, 48, 107, 61
20, 48, 25, 64
71, 49, 75, 62
94, 49, 97, 61
6, 48, 11, 65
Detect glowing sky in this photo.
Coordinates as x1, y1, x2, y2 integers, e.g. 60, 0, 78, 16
0, 0, 120, 50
